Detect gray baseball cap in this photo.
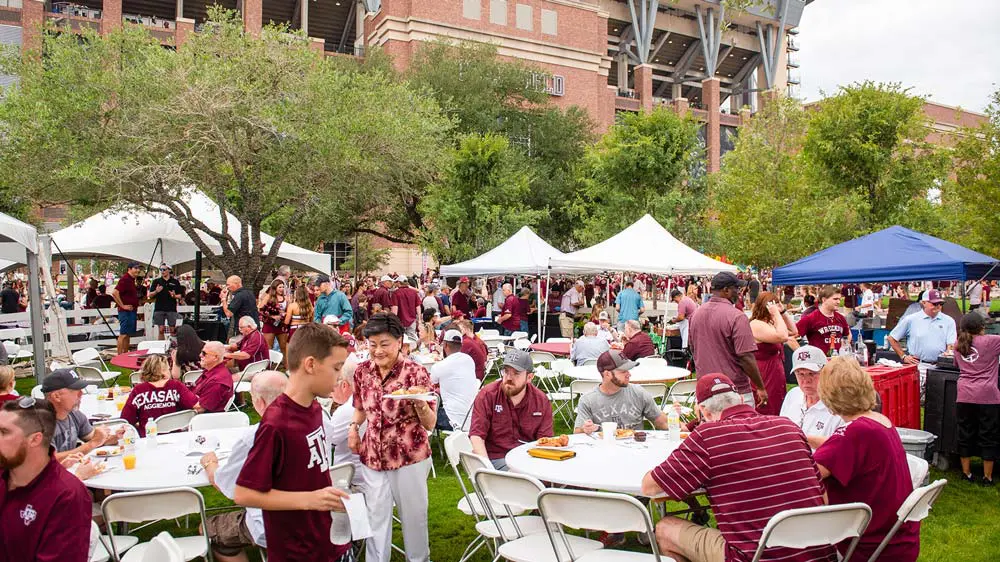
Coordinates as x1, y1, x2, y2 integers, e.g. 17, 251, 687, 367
596, 350, 638, 373
790, 345, 827, 374
502, 349, 533, 373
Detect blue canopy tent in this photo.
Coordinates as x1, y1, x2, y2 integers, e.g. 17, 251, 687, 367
772, 226, 1000, 286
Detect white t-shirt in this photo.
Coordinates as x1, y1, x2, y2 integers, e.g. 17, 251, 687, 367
422, 295, 439, 312
860, 289, 875, 309
213, 425, 266, 547
779, 387, 844, 440
968, 282, 983, 305
430, 352, 479, 431
323, 403, 375, 491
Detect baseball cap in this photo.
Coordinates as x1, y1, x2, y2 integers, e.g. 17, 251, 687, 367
921, 289, 945, 304
502, 349, 533, 373
790, 345, 827, 374
459, 277, 470, 284
402, 334, 418, 347
695, 373, 739, 403
312, 274, 331, 287
322, 314, 340, 325
711, 271, 746, 290
596, 350, 638, 373
380, 274, 394, 282
159, 263, 172, 271
598, 311, 610, 321
41, 368, 90, 393
575, 280, 585, 287
443, 329, 463, 343
396, 275, 408, 283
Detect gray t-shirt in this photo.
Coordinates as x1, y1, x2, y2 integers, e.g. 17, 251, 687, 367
570, 336, 610, 365
54, 409, 93, 453
574, 385, 661, 431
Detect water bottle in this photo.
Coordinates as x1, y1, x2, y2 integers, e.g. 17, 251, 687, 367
854, 341, 869, 366
329, 477, 352, 545
486, 302, 493, 316
667, 402, 681, 442
145, 417, 158, 448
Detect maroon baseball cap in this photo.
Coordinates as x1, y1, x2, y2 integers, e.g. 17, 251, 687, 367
596, 350, 638, 373
695, 373, 739, 403
921, 289, 945, 304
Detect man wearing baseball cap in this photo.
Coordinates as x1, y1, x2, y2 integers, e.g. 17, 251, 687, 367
469, 349, 553, 469
641, 373, 832, 562
148, 262, 184, 341
450, 277, 473, 316
779, 345, 844, 448
688, 272, 767, 408
112, 261, 143, 354
576, 350, 668, 435
43, 369, 121, 462
312, 274, 353, 329
888, 288, 956, 365
430, 330, 479, 431
369, 274, 395, 314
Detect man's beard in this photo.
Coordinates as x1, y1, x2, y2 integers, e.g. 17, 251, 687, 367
502, 380, 525, 397
610, 373, 629, 388
0, 443, 27, 470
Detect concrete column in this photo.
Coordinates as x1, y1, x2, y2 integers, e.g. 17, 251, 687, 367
309, 37, 325, 54
703, 77, 721, 173
242, 0, 262, 38
101, 0, 122, 35
176, 0, 184, 19
671, 82, 683, 100
21, 0, 44, 56
175, 17, 195, 48
633, 64, 654, 113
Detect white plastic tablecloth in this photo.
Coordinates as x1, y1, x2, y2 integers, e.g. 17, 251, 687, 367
82, 427, 247, 492
79, 395, 122, 420
505, 431, 682, 496
564, 364, 690, 383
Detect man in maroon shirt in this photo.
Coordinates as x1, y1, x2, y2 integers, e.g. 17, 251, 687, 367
0, 397, 92, 562
641, 374, 835, 562
391, 277, 422, 340
796, 285, 852, 354
621, 320, 657, 360
470, 349, 553, 469
497, 283, 521, 336
112, 262, 142, 354
689, 272, 767, 408
193, 341, 235, 413
235, 323, 352, 562
369, 275, 394, 314
451, 277, 473, 316
226, 316, 270, 371
457, 320, 488, 380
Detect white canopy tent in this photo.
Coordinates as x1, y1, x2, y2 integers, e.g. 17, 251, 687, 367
549, 214, 737, 275
0, 212, 48, 379
46, 190, 331, 273
439, 226, 570, 277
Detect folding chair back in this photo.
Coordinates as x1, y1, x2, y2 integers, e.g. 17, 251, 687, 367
550, 358, 573, 375
130, 372, 142, 386
144, 532, 185, 562
638, 383, 669, 405
538, 489, 661, 561
580, 358, 598, 366
513, 338, 532, 351
510, 331, 529, 340
154, 409, 197, 433
182, 370, 204, 385
751, 502, 871, 562
905, 453, 929, 489
137, 340, 169, 353
72, 347, 107, 369
530, 351, 557, 366
240, 359, 270, 381
667, 379, 698, 404
444, 431, 474, 470
31, 385, 43, 399
74, 365, 112, 385
484, 358, 496, 379
330, 461, 355, 487
100, 487, 209, 562
479, 329, 500, 338
569, 380, 599, 398
473, 468, 546, 542
189, 411, 250, 431
867, 479, 947, 562
459, 451, 492, 481
546, 337, 571, 343
269, 349, 284, 369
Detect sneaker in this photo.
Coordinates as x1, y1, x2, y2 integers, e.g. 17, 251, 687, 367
981, 476, 994, 487
961, 472, 975, 483
598, 532, 626, 548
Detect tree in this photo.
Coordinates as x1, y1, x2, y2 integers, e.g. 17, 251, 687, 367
712, 96, 863, 266
418, 134, 547, 264
338, 235, 392, 277
942, 88, 1000, 257
0, 9, 451, 290
573, 108, 705, 247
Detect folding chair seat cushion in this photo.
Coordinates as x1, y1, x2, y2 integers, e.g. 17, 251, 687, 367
498, 532, 603, 562
474, 515, 547, 539
118, 536, 207, 562
91, 535, 139, 562
573, 551, 662, 561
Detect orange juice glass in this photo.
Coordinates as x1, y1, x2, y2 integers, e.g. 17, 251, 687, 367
122, 453, 136, 470
115, 395, 126, 411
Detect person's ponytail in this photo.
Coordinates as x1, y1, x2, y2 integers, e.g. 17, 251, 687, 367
956, 312, 985, 357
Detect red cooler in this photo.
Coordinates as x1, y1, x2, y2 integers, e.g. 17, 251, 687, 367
865, 365, 920, 429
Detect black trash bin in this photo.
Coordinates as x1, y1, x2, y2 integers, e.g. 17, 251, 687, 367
924, 365, 961, 470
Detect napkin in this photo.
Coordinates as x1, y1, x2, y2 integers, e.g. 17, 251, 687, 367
876, 358, 902, 367
527, 448, 576, 461
344, 493, 373, 540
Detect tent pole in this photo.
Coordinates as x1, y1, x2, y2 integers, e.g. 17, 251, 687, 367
26, 249, 46, 381
542, 267, 552, 342
50, 238, 117, 342
962, 274, 967, 313
194, 251, 202, 331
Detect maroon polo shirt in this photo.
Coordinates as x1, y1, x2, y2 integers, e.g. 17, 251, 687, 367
500, 295, 521, 331
650, 405, 834, 562
369, 287, 392, 313
688, 296, 758, 394
469, 380, 553, 461
114, 273, 139, 308
192, 362, 234, 413
451, 290, 471, 315
461, 335, 489, 381
622, 331, 656, 360
392, 286, 422, 326
236, 329, 269, 370
0, 453, 92, 562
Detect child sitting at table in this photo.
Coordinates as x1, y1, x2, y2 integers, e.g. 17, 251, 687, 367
121, 354, 198, 436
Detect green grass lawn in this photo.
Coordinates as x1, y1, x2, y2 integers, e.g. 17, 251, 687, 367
16, 373, 995, 561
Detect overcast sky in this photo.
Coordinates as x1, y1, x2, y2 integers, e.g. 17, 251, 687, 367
796, 0, 999, 112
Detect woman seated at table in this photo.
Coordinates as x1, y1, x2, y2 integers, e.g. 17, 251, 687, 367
171, 324, 204, 380
812, 356, 918, 561
0, 365, 17, 404
121, 354, 198, 436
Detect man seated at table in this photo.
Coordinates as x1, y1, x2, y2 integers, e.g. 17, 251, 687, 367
456, 319, 488, 381
200, 370, 287, 562
0, 397, 92, 562
779, 345, 844, 449
432, 330, 480, 431
226, 317, 269, 374
570, 322, 611, 366
470, 349, 553, 470
325, 360, 375, 492
640, 373, 834, 562
193, 341, 235, 413
44, 368, 122, 462
576, 350, 667, 434
622, 320, 656, 360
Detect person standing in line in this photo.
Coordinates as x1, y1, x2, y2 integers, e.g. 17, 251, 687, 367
559, 280, 585, 338
234, 325, 353, 562
748, 293, 798, 416
953, 312, 1000, 485
112, 262, 142, 354
615, 281, 645, 332
221, 276, 260, 338
391, 277, 422, 341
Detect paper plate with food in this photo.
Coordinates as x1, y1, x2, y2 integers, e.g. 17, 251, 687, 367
596, 428, 637, 440
384, 386, 436, 401
534, 435, 572, 449
91, 445, 124, 458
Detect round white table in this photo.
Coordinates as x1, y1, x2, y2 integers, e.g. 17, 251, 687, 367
79, 394, 123, 420
564, 364, 690, 383
505, 431, 681, 496
478, 334, 515, 343
82, 427, 247, 492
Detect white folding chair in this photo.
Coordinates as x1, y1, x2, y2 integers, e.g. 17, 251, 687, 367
579, 358, 598, 367
443, 435, 500, 562
546, 338, 572, 344
530, 334, 538, 343
90, 520, 140, 562
0, 328, 33, 364
234, 359, 269, 396
72, 348, 119, 387
268, 349, 284, 369
510, 331, 529, 340
100, 486, 211, 562
154, 410, 197, 434
479, 329, 500, 338
189, 411, 249, 432
460, 452, 546, 557
142, 532, 185, 562
474, 469, 603, 562
137, 340, 169, 353
638, 383, 669, 407
665, 379, 698, 408
637, 356, 667, 367
530, 351, 557, 370
867, 479, 947, 562
905, 453, 929, 488
513, 338, 532, 351
535, 367, 574, 427
181, 370, 203, 385
129, 372, 142, 386
537, 488, 665, 561
569, 380, 599, 415
750, 503, 872, 562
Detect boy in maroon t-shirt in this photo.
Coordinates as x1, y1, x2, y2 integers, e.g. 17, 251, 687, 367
235, 323, 352, 562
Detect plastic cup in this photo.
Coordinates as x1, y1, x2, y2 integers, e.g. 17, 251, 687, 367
601, 422, 617, 442
115, 396, 126, 411
122, 453, 136, 470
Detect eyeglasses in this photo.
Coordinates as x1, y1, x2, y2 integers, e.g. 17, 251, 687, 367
501, 369, 526, 379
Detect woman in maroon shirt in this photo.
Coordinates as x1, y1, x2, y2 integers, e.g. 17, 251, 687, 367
257, 278, 288, 367
121, 354, 198, 436
748, 292, 798, 416
0, 366, 17, 404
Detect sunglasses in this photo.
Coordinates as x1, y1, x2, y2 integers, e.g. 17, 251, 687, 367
15, 396, 45, 435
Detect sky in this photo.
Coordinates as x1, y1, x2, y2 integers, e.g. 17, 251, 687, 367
796, 0, 999, 113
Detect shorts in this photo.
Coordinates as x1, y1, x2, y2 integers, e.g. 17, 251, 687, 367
673, 518, 726, 562
956, 402, 1000, 461
206, 509, 255, 556
117, 310, 137, 335
152, 311, 179, 327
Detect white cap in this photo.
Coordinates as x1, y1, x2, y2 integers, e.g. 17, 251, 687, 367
402, 334, 418, 347
323, 314, 341, 325
380, 274, 394, 282
790, 345, 828, 374
443, 329, 463, 343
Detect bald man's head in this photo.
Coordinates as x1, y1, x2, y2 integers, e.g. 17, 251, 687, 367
251, 371, 288, 416
226, 276, 242, 291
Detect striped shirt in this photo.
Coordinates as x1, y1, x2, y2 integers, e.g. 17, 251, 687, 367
650, 404, 836, 562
